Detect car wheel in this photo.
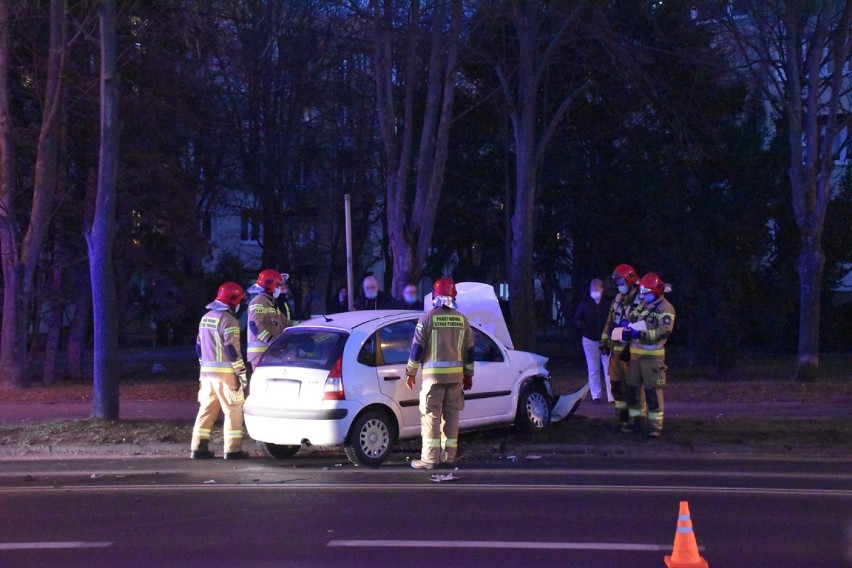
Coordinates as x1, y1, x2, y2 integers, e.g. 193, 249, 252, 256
344, 410, 395, 467
256, 441, 300, 459
516, 382, 551, 434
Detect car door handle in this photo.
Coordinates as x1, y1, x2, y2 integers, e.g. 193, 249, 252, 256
384, 375, 401, 381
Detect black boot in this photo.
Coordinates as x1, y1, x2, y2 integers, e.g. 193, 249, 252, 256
224, 451, 249, 460
190, 441, 214, 460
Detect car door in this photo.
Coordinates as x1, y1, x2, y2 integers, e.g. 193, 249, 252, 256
459, 327, 514, 421
373, 319, 422, 428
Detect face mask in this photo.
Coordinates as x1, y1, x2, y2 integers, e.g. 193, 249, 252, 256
403, 293, 417, 304
617, 285, 629, 295
272, 288, 281, 299
590, 291, 602, 301
364, 290, 378, 300
643, 293, 656, 303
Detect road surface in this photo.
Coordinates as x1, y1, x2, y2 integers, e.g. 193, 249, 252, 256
0, 454, 849, 567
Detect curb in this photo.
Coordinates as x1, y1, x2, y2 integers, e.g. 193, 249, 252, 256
1, 440, 849, 462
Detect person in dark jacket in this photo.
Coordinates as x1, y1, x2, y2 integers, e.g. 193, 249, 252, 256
328, 287, 348, 314
395, 283, 423, 310
572, 278, 612, 403
354, 275, 394, 310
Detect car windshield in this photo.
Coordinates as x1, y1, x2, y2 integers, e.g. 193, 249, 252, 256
259, 329, 349, 370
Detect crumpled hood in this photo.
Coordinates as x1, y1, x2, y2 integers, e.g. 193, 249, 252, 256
426, 282, 513, 349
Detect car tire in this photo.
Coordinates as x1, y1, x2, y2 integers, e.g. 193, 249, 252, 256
344, 409, 396, 467
256, 441, 300, 459
516, 382, 551, 434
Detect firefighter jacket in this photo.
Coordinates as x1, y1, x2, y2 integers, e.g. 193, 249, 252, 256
196, 302, 246, 389
406, 306, 475, 383
626, 296, 676, 357
601, 286, 640, 350
247, 292, 291, 363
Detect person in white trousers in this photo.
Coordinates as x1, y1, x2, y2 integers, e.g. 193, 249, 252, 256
572, 279, 612, 403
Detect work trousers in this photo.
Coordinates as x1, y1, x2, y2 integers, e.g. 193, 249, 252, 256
582, 337, 612, 402
419, 379, 465, 464
627, 355, 666, 433
191, 378, 245, 453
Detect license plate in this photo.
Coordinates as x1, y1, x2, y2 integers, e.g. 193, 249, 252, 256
266, 379, 301, 398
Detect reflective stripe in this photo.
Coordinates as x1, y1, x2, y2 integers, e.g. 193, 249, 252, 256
649, 411, 664, 420
423, 439, 441, 448
678, 515, 690, 521
199, 361, 231, 368
247, 347, 268, 354
423, 367, 464, 375
457, 330, 465, 360
415, 323, 424, 332
444, 439, 458, 448
423, 360, 464, 369
614, 401, 628, 410
633, 348, 665, 357
407, 360, 419, 368
200, 366, 237, 374
431, 330, 438, 362
224, 327, 239, 335
676, 527, 693, 534
612, 345, 625, 352
628, 409, 644, 417
226, 430, 243, 438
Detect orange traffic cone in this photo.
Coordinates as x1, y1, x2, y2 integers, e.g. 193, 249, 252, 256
664, 501, 709, 568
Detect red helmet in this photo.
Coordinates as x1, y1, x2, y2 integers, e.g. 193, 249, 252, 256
639, 272, 665, 298
612, 263, 639, 286
433, 277, 457, 298
216, 282, 246, 308
256, 269, 285, 293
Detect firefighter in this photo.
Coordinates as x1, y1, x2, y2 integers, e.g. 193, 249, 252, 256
599, 263, 642, 426
247, 269, 292, 370
405, 277, 474, 470
190, 282, 249, 460
622, 272, 675, 437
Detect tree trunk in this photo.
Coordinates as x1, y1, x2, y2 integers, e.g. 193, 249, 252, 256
88, 0, 120, 420
0, 2, 21, 387
0, 0, 66, 388
42, 241, 64, 384
795, 233, 824, 381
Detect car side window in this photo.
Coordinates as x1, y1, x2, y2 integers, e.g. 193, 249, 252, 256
377, 320, 417, 366
473, 328, 504, 362
357, 333, 377, 367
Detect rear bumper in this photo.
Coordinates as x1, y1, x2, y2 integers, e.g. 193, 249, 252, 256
244, 400, 362, 446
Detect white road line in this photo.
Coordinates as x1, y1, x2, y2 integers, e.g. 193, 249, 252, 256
327, 539, 705, 552
0, 483, 849, 498
0, 541, 112, 550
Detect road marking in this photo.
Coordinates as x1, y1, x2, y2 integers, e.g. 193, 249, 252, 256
327, 539, 705, 552
0, 542, 112, 550
0, 483, 849, 498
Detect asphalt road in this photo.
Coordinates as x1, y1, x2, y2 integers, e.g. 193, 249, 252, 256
0, 454, 849, 568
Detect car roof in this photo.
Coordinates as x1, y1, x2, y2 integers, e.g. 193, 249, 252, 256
297, 310, 420, 332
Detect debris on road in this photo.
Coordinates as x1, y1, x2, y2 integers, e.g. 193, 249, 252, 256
430, 473, 460, 483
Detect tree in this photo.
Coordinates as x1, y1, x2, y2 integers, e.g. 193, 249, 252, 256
0, 0, 68, 387
474, 1, 591, 350
87, 0, 119, 419
716, 0, 852, 379
367, 0, 463, 296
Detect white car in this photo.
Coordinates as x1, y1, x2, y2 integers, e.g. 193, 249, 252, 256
244, 283, 586, 466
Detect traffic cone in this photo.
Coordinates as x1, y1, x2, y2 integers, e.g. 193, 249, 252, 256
664, 501, 708, 568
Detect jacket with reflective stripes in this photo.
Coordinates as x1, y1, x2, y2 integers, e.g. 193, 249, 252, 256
247, 293, 291, 362
601, 286, 640, 351
196, 308, 246, 388
626, 296, 675, 356
406, 307, 475, 383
